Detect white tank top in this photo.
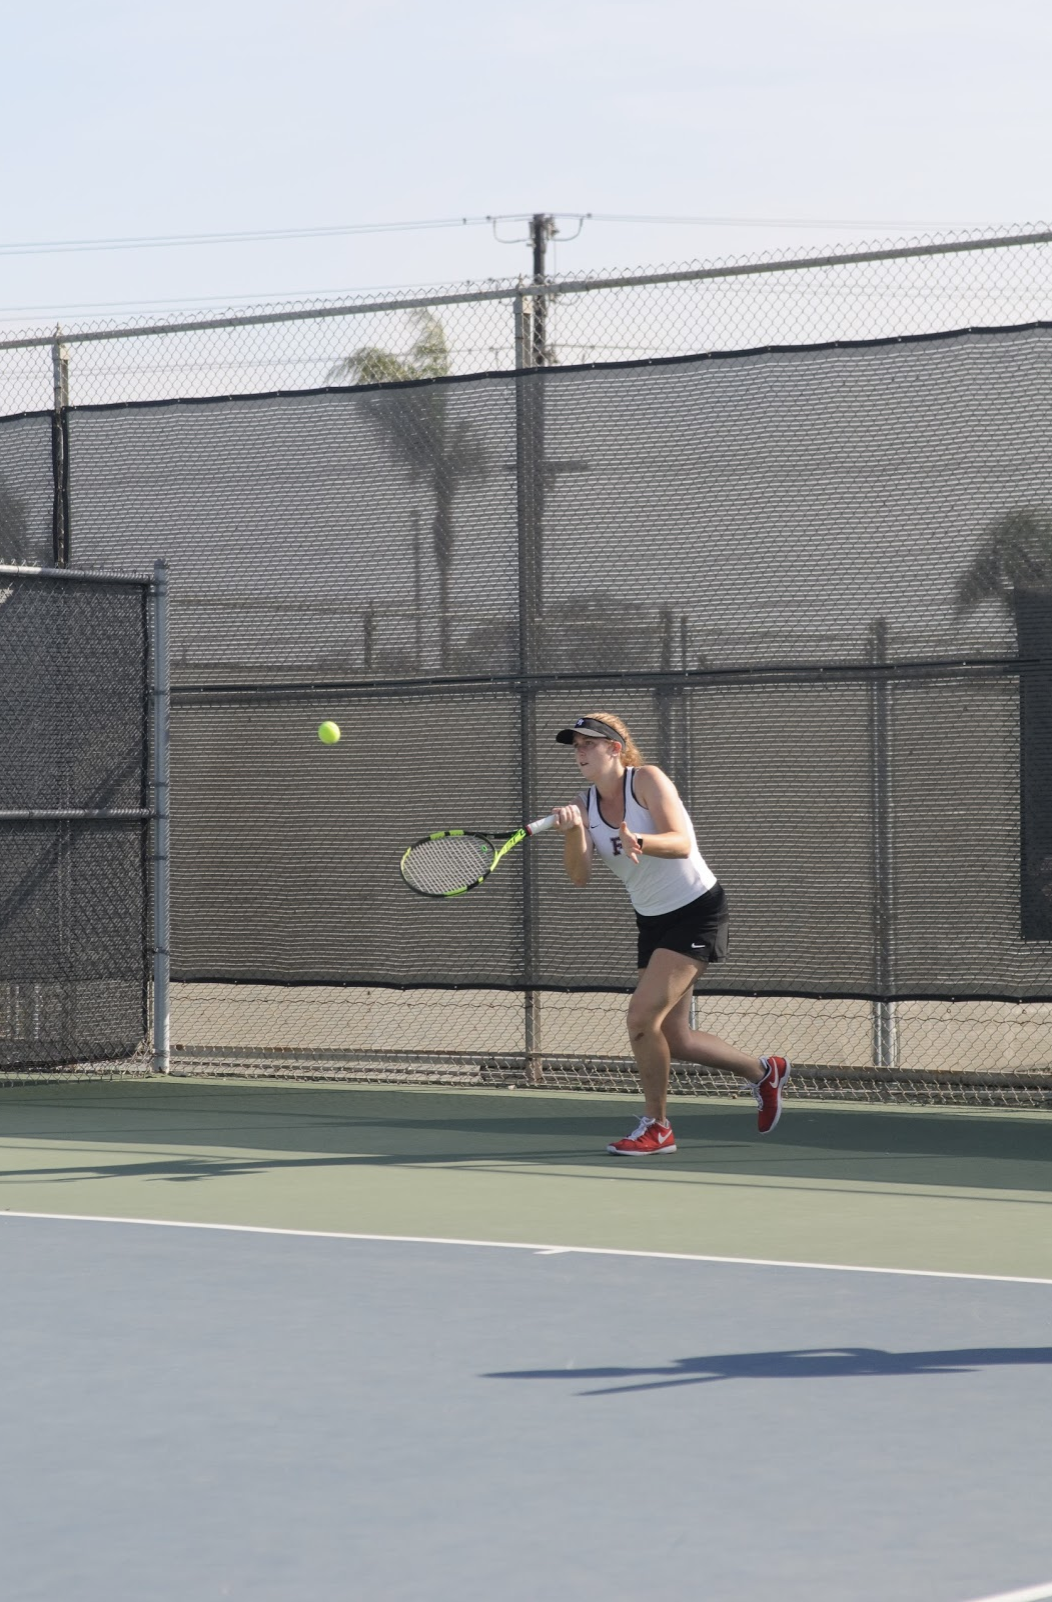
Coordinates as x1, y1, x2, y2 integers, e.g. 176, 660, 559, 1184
583, 769, 717, 916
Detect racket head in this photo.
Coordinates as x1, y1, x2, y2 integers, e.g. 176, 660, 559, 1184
399, 829, 499, 898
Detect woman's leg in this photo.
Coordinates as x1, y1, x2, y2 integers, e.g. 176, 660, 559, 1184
660, 983, 765, 1084
626, 949, 705, 1122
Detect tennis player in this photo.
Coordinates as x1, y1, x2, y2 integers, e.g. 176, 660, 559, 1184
552, 712, 790, 1155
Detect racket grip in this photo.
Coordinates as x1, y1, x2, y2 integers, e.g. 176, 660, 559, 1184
525, 813, 558, 836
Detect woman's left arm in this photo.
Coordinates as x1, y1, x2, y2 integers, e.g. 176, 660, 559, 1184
618, 766, 692, 863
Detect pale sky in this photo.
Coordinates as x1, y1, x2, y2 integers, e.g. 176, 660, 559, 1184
0, 0, 1050, 330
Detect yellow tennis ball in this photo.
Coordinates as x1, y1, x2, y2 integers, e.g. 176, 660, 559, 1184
317, 720, 341, 745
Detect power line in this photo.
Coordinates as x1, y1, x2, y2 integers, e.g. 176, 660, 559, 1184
0, 214, 514, 260
586, 212, 985, 229
0, 210, 992, 262
0, 277, 495, 321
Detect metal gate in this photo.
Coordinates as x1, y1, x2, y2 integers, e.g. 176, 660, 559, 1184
0, 560, 168, 1077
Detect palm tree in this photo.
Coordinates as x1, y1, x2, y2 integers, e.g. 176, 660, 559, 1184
329, 311, 488, 671
953, 507, 1052, 618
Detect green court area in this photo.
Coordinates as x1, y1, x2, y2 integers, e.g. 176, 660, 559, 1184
1, 1078, 1049, 1280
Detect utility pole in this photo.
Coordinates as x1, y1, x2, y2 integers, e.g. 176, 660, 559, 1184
529, 213, 556, 367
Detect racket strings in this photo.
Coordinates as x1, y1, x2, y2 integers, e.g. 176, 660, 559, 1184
401, 833, 496, 895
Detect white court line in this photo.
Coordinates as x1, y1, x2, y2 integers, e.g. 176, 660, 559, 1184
961, 1582, 1052, 1602
0, 1210, 1051, 1285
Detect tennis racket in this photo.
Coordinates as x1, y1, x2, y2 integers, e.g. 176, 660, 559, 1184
400, 814, 557, 898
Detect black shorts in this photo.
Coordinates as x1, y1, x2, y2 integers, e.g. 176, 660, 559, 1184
635, 884, 729, 969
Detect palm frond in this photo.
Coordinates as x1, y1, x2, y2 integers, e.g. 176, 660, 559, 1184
329, 311, 452, 389
327, 346, 420, 387
954, 508, 1052, 617
406, 310, 452, 379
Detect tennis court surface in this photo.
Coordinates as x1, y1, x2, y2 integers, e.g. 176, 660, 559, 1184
1, 1078, 1050, 1602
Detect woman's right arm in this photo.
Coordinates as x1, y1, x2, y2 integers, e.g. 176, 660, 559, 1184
552, 802, 591, 887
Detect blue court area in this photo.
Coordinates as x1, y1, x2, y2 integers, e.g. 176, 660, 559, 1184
1, 1213, 1050, 1602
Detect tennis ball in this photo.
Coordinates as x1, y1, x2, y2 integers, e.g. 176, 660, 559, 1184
317, 720, 341, 746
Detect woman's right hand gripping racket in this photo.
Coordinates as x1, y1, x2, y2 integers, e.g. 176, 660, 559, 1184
399, 814, 556, 898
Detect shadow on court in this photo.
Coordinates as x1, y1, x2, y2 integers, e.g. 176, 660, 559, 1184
0, 1079, 1050, 1195
487, 1345, 1052, 1394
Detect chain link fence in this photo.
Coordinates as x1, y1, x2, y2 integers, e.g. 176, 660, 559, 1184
4, 224, 1052, 1105
2, 225, 1052, 412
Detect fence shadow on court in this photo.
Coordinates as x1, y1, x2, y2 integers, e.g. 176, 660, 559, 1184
0, 1081, 1050, 1194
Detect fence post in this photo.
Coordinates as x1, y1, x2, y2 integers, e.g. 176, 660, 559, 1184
515, 291, 544, 1082
514, 287, 532, 372
411, 510, 423, 672
50, 333, 70, 566
869, 617, 897, 1071
151, 560, 171, 1074
679, 612, 693, 801
654, 603, 674, 774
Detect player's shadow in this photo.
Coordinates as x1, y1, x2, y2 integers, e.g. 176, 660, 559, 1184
486, 1345, 1052, 1395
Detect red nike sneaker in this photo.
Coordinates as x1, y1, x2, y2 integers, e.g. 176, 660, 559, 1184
607, 1115, 677, 1155
753, 1056, 791, 1134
